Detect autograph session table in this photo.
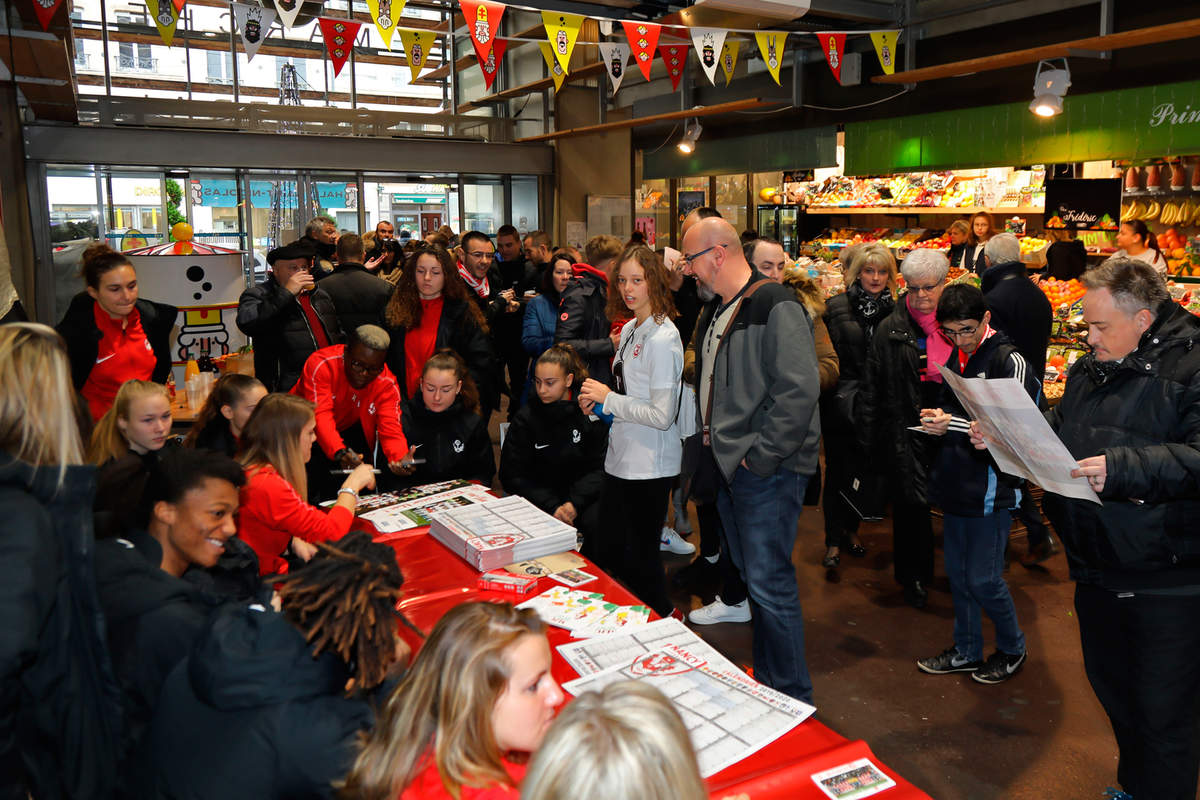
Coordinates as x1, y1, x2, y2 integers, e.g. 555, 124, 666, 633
365, 519, 931, 800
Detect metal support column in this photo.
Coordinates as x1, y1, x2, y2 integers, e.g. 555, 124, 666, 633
447, 11, 458, 115
228, 5, 239, 102
98, 0, 112, 94
791, 47, 805, 109
1098, 0, 1114, 58
183, 7, 192, 99
902, 0, 916, 91
349, 4, 358, 107
25, 161, 54, 323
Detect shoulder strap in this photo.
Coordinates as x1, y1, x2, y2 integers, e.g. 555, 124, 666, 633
702, 279, 773, 440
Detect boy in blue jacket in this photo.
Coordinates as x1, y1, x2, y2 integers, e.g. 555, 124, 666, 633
916, 283, 1041, 685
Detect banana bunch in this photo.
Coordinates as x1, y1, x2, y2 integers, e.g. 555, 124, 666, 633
1121, 198, 1200, 224
1121, 200, 1160, 221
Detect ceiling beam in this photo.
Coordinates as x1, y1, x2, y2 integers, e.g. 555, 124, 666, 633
515, 98, 777, 143
874, 17, 1200, 84
75, 73, 444, 106
457, 60, 607, 112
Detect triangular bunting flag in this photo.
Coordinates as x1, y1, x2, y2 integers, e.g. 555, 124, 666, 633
690, 28, 726, 86
821, 32, 846, 83
319, 17, 362, 79
30, 0, 64, 31
146, 0, 179, 46
273, 0, 301, 29
597, 42, 630, 94
171, 0, 186, 13
621, 20, 660, 81
477, 38, 506, 91
870, 30, 900, 75
234, 3, 275, 61
399, 28, 437, 81
538, 41, 566, 92
461, 1, 504, 65
541, 11, 584, 74
658, 44, 688, 92
755, 31, 787, 85
720, 39, 740, 86
366, 0, 405, 50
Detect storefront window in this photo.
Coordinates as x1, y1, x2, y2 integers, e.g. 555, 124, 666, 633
716, 173, 748, 236
364, 178, 454, 243
511, 176, 539, 234
312, 176, 361, 232
634, 179, 669, 249
46, 167, 103, 321
463, 177, 504, 236
187, 170, 245, 250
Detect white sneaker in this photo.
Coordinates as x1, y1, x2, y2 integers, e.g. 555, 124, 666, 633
688, 597, 751, 625
660, 526, 695, 555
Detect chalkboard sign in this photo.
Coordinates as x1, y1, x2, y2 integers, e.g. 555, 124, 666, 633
1043, 178, 1120, 232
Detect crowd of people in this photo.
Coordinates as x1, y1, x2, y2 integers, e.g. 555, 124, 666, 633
2, 208, 1199, 800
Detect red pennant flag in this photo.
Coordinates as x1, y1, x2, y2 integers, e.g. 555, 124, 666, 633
460, 1, 504, 65
622, 20, 661, 82
821, 32, 846, 83
658, 44, 688, 91
31, 0, 65, 31
478, 38, 507, 91
171, 0, 186, 13
318, 17, 362, 79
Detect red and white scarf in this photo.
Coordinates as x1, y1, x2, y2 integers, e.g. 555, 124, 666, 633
457, 262, 489, 299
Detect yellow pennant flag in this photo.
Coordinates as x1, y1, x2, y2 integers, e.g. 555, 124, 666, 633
755, 31, 787, 85
869, 30, 901, 75
720, 39, 740, 87
541, 10, 583, 74
538, 42, 567, 91
147, 0, 179, 46
366, 0, 406, 50
400, 28, 438, 81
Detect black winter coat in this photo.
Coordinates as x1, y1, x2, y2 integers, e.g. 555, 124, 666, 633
465, 265, 513, 329
0, 457, 122, 800
1042, 301, 1200, 590
554, 266, 613, 387
1043, 239, 1088, 281
821, 290, 886, 435
94, 531, 216, 783
859, 296, 942, 505
141, 604, 378, 800
981, 260, 1053, 383
928, 333, 1042, 517
56, 292, 177, 393
317, 263, 394, 337
382, 297, 496, 407
399, 395, 495, 488
236, 277, 343, 392
499, 398, 607, 515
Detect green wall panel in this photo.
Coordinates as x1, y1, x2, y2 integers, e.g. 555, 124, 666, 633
845, 80, 1200, 175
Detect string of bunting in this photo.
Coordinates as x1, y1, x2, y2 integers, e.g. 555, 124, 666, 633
28, 0, 901, 90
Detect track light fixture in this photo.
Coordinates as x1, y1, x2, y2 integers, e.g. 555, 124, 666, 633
1030, 58, 1070, 118
677, 119, 702, 154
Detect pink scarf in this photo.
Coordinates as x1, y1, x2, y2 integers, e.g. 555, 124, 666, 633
457, 262, 489, 299
907, 296, 951, 383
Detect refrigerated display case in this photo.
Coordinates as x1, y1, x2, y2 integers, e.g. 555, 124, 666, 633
756, 204, 801, 256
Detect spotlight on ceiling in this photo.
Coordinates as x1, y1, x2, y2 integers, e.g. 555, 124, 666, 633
1029, 58, 1070, 118
677, 120, 702, 154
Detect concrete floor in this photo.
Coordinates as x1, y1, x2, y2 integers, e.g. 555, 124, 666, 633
664, 511, 1124, 800
486, 405, 1137, 800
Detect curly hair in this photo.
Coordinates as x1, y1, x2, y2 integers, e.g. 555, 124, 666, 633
384, 244, 488, 334
606, 245, 677, 324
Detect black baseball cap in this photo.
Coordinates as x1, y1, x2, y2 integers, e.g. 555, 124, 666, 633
267, 239, 316, 266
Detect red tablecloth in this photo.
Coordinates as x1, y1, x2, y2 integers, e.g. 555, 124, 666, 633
371, 522, 931, 800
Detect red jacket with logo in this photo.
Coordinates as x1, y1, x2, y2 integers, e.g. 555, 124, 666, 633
290, 344, 408, 463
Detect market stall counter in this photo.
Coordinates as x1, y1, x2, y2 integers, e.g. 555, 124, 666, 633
364, 516, 932, 800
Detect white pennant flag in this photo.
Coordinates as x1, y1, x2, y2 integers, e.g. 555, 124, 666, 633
234, 3, 275, 61
690, 27, 727, 86
597, 41, 630, 94
272, 0, 301, 29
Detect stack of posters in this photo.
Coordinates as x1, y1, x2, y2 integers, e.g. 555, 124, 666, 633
426, 495, 577, 571
352, 480, 496, 534
558, 618, 816, 778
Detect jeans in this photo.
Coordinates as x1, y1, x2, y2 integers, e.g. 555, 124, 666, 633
942, 511, 1025, 662
716, 465, 811, 703
1075, 582, 1200, 800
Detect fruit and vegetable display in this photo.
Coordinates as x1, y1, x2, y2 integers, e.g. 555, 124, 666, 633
1040, 278, 1086, 310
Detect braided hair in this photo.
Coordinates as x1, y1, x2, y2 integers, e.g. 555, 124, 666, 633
274, 530, 404, 692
